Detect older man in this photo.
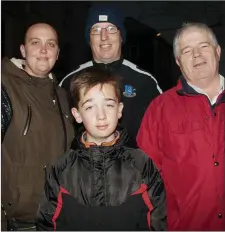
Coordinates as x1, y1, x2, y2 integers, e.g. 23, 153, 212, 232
1, 23, 74, 230
137, 22, 225, 230
60, 4, 162, 146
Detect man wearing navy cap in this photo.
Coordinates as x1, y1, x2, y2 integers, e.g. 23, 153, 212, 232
60, 4, 162, 146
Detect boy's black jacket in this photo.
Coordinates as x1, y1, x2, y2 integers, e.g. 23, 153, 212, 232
36, 129, 167, 231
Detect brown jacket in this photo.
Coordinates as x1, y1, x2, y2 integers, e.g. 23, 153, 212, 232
1, 57, 74, 227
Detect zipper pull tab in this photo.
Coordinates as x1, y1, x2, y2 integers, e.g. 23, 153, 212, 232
42, 165, 47, 180
23, 105, 32, 136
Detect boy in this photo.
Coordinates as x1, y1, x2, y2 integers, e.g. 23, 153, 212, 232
36, 67, 167, 231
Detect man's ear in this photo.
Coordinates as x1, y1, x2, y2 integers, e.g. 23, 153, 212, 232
118, 102, 124, 119
176, 57, 180, 67
71, 107, 83, 123
120, 34, 122, 43
20, 45, 26, 58
216, 45, 221, 60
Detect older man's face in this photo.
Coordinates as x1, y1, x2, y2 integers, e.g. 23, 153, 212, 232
176, 28, 221, 85
90, 22, 122, 63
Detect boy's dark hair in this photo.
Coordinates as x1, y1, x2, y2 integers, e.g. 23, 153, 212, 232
70, 67, 122, 108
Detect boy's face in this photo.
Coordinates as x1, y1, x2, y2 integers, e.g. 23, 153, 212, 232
71, 83, 123, 145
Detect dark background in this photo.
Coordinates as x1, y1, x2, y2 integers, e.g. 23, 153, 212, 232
2, 1, 225, 91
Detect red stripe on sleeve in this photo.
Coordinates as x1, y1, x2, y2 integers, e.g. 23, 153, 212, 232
52, 186, 70, 230
131, 184, 148, 195
132, 184, 154, 229
142, 191, 154, 228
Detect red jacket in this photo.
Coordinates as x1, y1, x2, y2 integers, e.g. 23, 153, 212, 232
137, 78, 225, 230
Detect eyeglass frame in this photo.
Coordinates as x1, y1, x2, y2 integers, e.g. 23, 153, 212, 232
90, 25, 119, 35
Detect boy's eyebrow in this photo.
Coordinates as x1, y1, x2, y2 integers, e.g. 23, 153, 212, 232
105, 98, 117, 102
81, 99, 93, 107
81, 98, 117, 107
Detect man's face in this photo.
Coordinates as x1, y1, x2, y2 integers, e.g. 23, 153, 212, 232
72, 83, 123, 145
176, 28, 221, 85
90, 22, 122, 63
20, 23, 59, 77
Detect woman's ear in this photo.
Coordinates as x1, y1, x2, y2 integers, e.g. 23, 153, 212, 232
20, 44, 26, 58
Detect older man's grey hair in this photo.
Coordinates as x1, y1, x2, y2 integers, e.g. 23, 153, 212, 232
173, 22, 219, 58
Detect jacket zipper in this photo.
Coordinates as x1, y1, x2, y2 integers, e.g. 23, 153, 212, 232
22, 105, 32, 136
53, 85, 67, 152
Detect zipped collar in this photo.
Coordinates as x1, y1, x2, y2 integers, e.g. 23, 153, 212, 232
92, 57, 123, 71
71, 127, 129, 151
176, 76, 199, 95
81, 131, 120, 148
176, 75, 225, 103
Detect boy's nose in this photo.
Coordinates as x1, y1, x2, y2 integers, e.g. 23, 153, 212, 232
97, 108, 106, 120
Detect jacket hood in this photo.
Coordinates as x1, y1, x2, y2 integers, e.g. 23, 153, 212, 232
2, 57, 57, 86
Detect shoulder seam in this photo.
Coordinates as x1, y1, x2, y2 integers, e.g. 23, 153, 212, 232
59, 61, 93, 86
122, 59, 163, 93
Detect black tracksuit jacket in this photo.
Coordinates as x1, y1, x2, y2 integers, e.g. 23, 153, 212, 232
36, 129, 167, 231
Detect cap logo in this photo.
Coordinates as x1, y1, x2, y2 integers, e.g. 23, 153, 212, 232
99, 15, 108, 21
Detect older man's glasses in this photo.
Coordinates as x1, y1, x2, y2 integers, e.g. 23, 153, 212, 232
90, 26, 118, 35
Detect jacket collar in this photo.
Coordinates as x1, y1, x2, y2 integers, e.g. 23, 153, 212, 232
176, 75, 199, 95
92, 57, 123, 71
70, 126, 129, 151
10, 57, 56, 80
176, 75, 225, 103
2, 57, 57, 88
81, 131, 120, 148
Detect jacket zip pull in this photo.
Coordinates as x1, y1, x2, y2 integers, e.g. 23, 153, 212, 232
62, 110, 69, 119
62, 110, 73, 124
42, 165, 47, 181
22, 105, 32, 136
52, 79, 56, 106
